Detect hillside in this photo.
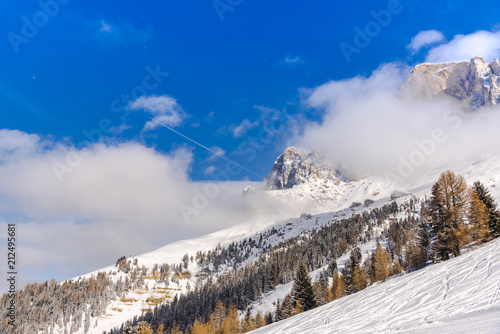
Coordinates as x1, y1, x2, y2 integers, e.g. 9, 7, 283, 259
250, 237, 500, 334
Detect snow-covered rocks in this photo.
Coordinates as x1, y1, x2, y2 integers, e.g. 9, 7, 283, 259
265, 147, 342, 190
404, 56, 500, 110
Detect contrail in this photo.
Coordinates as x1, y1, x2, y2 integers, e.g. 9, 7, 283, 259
150, 117, 264, 179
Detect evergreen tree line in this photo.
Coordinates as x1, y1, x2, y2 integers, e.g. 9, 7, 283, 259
107, 202, 402, 334
1, 273, 120, 334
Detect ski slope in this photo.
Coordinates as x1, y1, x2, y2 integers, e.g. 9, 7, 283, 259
251, 238, 500, 334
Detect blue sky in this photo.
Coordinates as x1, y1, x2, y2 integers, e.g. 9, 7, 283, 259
2, 0, 500, 287
1, 0, 499, 180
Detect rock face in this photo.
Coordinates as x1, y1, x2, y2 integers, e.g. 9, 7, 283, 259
265, 147, 341, 190
404, 57, 500, 110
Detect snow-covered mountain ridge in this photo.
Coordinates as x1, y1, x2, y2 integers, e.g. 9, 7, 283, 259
69, 154, 500, 333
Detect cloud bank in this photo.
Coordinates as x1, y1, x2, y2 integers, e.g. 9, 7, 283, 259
295, 61, 500, 182
0, 130, 313, 290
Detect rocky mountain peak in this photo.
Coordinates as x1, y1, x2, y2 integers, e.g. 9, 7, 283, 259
265, 147, 341, 190
404, 56, 500, 110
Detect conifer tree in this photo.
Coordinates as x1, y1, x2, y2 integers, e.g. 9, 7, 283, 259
327, 259, 338, 277
343, 247, 362, 291
280, 293, 295, 320
209, 301, 226, 333
156, 323, 166, 334
191, 319, 210, 334
254, 311, 266, 329
417, 219, 432, 262
373, 244, 391, 282
351, 265, 368, 292
292, 263, 316, 311
429, 171, 470, 260
241, 308, 254, 333
473, 181, 500, 236
170, 323, 180, 334
469, 189, 490, 243
222, 304, 240, 334
313, 272, 329, 306
274, 299, 283, 322
329, 271, 346, 301
136, 322, 153, 334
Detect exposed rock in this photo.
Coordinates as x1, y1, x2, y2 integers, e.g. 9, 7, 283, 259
265, 147, 343, 190
350, 202, 362, 208
242, 186, 255, 196
390, 190, 408, 200
364, 199, 374, 206
300, 213, 313, 220
404, 57, 500, 110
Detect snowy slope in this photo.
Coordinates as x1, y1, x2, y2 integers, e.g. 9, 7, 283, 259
60, 154, 500, 334
250, 238, 500, 334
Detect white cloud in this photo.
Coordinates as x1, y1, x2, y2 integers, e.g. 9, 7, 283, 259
203, 166, 216, 175
277, 54, 307, 67
295, 63, 500, 180
207, 146, 226, 161
232, 118, 259, 137
425, 30, 500, 63
100, 20, 113, 33
128, 95, 186, 131
407, 30, 445, 53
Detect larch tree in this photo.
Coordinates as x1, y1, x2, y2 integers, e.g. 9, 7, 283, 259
373, 244, 391, 282
473, 180, 500, 236
329, 271, 346, 301
135, 322, 153, 334
469, 189, 490, 243
429, 170, 470, 260
209, 301, 226, 334
222, 304, 240, 334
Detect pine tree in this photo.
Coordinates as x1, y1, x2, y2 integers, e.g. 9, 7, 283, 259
274, 299, 283, 322
280, 293, 295, 320
327, 259, 338, 277
329, 271, 346, 301
313, 272, 329, 306
343, 247, 363, 292
292, 263, 316, 311
417, 219, 432, 262
473, 181, 500, 236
